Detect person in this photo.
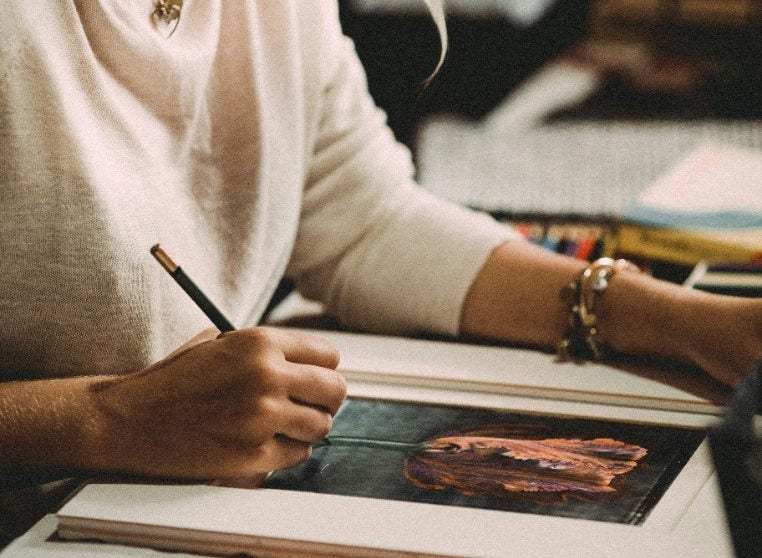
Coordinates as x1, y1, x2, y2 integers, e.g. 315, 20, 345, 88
1, 1, 760, 491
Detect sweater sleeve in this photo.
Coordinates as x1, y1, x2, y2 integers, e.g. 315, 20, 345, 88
286, 6, 521, 336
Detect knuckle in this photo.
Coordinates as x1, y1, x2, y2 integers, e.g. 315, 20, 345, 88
226, 327, 278, 354
247, 442, 273, 468
249, 396, 279, 423
252, 360, 288, 393
248, 326, 278, 346
226, 352, 286, 395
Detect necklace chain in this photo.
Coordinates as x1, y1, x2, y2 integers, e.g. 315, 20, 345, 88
151, 0, 183, 37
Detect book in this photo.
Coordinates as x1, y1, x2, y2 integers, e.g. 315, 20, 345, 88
43, 329, 737, 557
614, 221, 762, 267
617, 141, 762, 267
684, 261, 762, 297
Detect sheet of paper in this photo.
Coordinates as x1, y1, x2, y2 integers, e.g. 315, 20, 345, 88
51, 438, 725, 558
4, 440, 724, 558
289, 328, 726, 414
634, 141, 762, 215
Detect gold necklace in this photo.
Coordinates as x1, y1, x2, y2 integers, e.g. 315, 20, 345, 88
151, 0, 183, 37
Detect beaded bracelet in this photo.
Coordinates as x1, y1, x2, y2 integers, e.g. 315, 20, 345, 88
557, 257, 640, 362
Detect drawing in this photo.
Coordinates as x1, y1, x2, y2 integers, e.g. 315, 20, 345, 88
264, 399, 704, 524
403, 428, 648, 497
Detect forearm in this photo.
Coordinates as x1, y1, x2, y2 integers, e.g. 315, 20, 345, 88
3, 327, 347, 484
461, 241, 762, 385
0, 376, 105, 472
460, 241, 585, 349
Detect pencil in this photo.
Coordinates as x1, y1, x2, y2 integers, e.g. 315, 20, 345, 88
152, 244, 349, 451
150, 244, 236, 332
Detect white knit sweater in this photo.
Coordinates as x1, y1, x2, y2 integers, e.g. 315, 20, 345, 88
0, 1, 517, 379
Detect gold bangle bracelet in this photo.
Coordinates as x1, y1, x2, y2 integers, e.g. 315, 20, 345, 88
557, 257, 640, 362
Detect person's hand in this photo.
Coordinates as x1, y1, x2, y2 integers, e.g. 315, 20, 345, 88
584, 264, 762, 388
86, 327, 346, 481
683, 295, 762, 386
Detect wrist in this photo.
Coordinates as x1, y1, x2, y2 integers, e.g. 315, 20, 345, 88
82, 374, 151, 474
666, 293, 762, 384
556, 258, 641, 362
54, 375, 125, 473
594, 270, 697, 362
0, 375, 112, 472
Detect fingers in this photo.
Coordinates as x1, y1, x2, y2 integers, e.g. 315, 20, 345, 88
236, 391, 336, 445
268, 401, 333, 443
254, 436, 313, 472
284, 362, 346, 415
263, 328, 346, 416
265, 327, 341, 369
229, 407, 323, 473
129, 326, 346, 478
217, 326, 346, 414
220, 434, 314, 477
272, 436, 314, 469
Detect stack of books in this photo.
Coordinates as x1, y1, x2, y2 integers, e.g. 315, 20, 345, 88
615, 141, 762, 269
684, 262, 762, 298
453, 141, 762, 276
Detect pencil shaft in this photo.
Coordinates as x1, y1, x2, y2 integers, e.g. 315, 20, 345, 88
150, 244, 236, 332
170, 267, 236, 332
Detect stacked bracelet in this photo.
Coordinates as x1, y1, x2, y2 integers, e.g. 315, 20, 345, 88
557, 257, 640, 363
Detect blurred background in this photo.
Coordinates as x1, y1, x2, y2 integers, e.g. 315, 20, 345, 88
339, 0, 762, 149
332, 0, 762, 285
268, 0, 762, 317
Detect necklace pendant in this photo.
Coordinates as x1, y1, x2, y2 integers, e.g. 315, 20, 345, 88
151, 0, 183, 37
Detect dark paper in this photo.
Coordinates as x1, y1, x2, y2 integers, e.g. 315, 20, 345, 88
264, 399, 705, 525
